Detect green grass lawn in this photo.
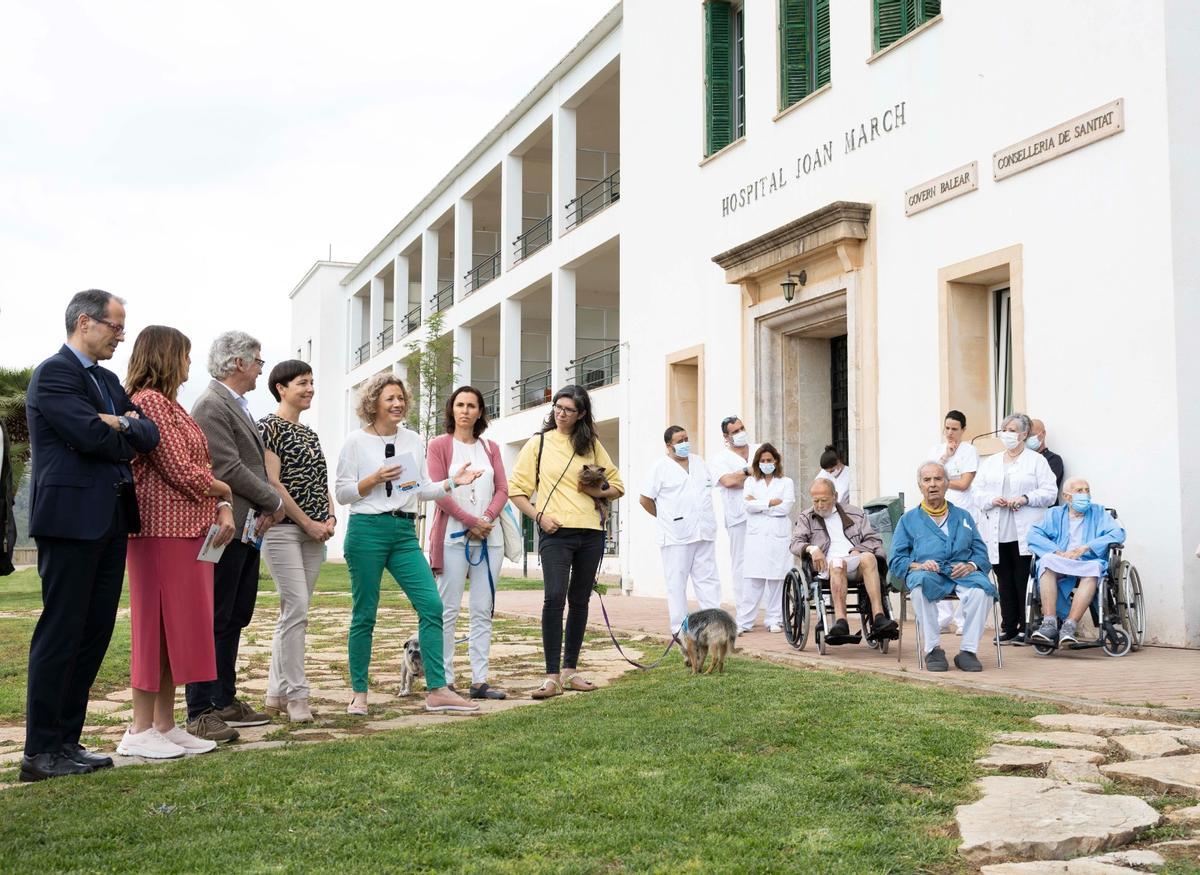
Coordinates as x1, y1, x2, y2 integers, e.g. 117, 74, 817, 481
0, 656, 1044, 873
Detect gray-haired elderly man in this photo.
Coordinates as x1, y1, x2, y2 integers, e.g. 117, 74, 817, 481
184, 331, 284, 742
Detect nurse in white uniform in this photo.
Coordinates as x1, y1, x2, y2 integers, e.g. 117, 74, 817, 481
927, 409, 980, 633
639, 426, 723, 635
738, 443, 796, 633
816, 445, 853, 506
712, 415, 757, 604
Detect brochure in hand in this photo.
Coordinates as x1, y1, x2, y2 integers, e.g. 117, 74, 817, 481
196, 524, 228, 564
392, 451, 421, 492
241, 511, 264, 550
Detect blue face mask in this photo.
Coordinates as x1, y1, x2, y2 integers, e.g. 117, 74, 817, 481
1026, 435, 1042, 451
1070, 494, 1091, 513
759, 462, 776, 475
673, 442, 691, 458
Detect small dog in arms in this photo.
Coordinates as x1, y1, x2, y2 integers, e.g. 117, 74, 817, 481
399, 634, 424, 695
681, 608, 737, 674
577, 464, 611, 524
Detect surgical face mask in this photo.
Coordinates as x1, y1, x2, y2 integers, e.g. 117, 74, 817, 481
673, 442, 691, 458
1070, 494, 1091, 513
759, 462, 776, 475
999, 431, 1020, 450
1025, 435, 1042, 451
731, 431, 749, 448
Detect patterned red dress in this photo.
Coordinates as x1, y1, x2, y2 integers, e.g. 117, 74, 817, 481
127, 389, 218, 691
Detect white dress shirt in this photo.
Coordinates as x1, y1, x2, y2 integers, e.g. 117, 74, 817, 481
336, 427, 450, 514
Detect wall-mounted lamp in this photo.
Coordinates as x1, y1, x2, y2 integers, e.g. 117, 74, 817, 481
781, 270, 807, 303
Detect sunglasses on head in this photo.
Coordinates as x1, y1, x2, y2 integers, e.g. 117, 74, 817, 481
384, 443, 395, 497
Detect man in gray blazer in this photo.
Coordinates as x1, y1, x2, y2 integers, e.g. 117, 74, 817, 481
185, 331, 283, 742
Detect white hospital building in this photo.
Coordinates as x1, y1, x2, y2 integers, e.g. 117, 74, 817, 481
288, 2, 1200, 646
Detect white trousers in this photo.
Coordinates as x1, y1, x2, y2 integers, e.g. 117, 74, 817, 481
437, 540, 504, 686
738, 577, 784, 630
937, 599, 964, 631
661, 540, 723, 634
726, 522, 746, 602
910, 586, 990, 655
262, 525, 324, 700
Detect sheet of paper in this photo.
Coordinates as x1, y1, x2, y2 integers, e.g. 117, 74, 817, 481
197, 524, 228, 564
392, 451, 421, 492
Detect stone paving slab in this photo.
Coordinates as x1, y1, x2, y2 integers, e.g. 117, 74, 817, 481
1100, 754, 1200, 796
1031, 715, 1184, 737
1046, 761, 1106, 785
980, 849, 1166, 873
996, 731, 1110, 751
1111, 733, 1192, 761
956, 776, 1159, 864
1165, 804, 1200, 825
978, 744, 1106, 771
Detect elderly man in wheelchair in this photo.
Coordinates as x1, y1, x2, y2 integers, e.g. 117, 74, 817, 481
889, 462, 995, 672
1027, 477, 1126, 649
789, 477, 898, 643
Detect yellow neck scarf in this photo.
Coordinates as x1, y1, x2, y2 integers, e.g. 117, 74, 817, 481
921, 500, 949, 518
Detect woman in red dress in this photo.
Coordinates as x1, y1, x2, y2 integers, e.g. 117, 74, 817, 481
116, 326, 236, 759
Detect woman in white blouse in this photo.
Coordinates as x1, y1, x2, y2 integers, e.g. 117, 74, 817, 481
974, 412, 1058, 644
737, 443, 796, 633
335, 373, 481, 715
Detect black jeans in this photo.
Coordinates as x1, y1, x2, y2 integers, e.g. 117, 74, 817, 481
26, 509, 128, 755
996, 540, 1033, 636
186, 538, 260, 719
539, 527, 605, 675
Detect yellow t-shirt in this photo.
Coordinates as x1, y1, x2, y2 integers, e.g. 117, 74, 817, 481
508, 429, 624, 531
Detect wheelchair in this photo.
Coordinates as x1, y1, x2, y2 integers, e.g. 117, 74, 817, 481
1026, 509, 1145, 658
782, 551, 898, 655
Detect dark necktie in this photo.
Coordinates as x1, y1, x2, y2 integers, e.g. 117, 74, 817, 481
87, 365, 116, 415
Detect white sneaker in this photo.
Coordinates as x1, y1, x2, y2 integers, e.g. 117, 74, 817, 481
768, 624, 783, 633
116, 727, 186, 759
163, 725, 217, 755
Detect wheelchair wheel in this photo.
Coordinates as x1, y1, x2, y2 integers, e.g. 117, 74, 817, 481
1102, 625, 1132, 658
783, 570, 808, 651
813, 584, 828, 655
1117, 564, 1146, 652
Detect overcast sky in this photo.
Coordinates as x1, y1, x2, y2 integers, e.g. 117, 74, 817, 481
0, 0, 614, 414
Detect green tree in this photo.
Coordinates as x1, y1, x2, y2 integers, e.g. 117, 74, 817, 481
0, 366, 33, 486
403, 310, 459, 443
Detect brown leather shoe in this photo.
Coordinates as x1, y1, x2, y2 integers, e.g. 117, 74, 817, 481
215, 698, 270, 727
186, 711, 240, 744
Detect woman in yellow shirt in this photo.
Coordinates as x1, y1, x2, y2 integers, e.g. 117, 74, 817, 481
509, 385, 624, 699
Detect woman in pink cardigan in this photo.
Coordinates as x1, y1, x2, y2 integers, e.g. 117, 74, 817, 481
427, 386, 510, 699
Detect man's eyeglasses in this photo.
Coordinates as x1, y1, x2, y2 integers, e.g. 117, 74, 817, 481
253, 357, 266, 368
92, 317, 126, 336
553, 404, 578, 417
384, 443, 395, 497
721, 415, 740, 434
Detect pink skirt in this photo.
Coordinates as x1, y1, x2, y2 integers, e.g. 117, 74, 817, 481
127, 537, 217, 691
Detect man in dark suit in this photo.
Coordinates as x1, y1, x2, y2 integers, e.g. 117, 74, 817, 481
1, 417, 16, 577
22, 290, 160, 781
185, 330, 282, 741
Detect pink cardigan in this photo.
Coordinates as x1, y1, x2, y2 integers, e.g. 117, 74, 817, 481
426, 433, 509, 573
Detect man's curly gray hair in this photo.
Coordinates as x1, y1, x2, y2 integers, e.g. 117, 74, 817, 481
208, 331, 261, 379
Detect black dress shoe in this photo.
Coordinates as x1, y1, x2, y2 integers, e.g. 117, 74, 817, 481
20, 752, 94, 782
62, 743, 114, 769
470, 683, 507, 700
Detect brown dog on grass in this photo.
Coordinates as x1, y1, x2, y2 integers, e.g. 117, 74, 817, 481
681, 608, 737, 674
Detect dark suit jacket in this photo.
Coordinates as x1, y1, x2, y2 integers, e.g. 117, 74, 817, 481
25, 345, 160, 540
1, 421, 15, 574
191, 379, 279, 531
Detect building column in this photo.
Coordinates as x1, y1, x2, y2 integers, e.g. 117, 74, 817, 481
421, 228, 438, 322
349, 295, 365, 368
393, 254, 410, 332
501, 152, 524, 271
454, 323, 473, 388
454, 198, 473, 301
552, 105, 577, 238
551, 267, 576, 389
500, 296, 522, 416
369, 276, 385, 354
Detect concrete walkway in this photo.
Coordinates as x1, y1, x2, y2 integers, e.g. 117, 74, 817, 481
494, 589, 1200, 716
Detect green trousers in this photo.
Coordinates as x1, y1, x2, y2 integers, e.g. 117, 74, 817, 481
344, 514, 446, 692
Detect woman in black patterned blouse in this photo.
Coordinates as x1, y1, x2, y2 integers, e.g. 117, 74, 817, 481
258, 360, 334, 723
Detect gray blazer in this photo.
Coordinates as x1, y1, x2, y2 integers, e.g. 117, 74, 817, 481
191, 379, 279, 530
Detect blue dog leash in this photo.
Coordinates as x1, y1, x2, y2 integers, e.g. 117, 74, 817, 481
450, 530, 496, 618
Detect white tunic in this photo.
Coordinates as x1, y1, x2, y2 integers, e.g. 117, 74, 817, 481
742, 476, 796, 580
444, 438, 503, 547
711, 445, 757, 528
928, 441, 980, 512
815, 465, 853, 505
642, 455, 718, 547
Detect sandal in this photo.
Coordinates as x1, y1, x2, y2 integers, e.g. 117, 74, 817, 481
561, 673, 597, 692
530, 679, 563, 700
346, 698, 368, 716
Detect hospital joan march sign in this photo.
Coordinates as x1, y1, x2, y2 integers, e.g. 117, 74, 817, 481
719, 101, 908, 217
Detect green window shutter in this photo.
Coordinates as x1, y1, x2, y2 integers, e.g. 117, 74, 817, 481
874, 0, 908, 51
705, 0, 734, 155
814, 0, 831, 89
921, 0, 941, 21
779, 0, 808, 109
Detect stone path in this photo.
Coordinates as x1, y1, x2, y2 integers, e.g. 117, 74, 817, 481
0, 596, 643, 782
962, 712, 1200, 871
